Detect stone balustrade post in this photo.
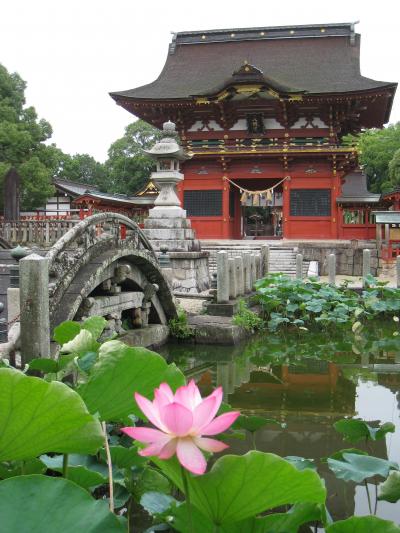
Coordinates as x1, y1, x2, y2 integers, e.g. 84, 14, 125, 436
296, 253, 303, 280
243, 252, 252, 293
328, 253, 336, 286
250, 253, 256, 287
19, 254, 50, 362
228, 258, 237, 300
260, 244, 270, 277
397, 256, 400, 289
217, 251, 229, 303
362, 249, 371, 287
235, 256, 244, 296
255, 254, 261, 280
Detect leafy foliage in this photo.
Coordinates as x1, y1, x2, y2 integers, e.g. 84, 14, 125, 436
327, 452, 398, 483
154, 451, 326, 527
53, 151, 108, 188
104, 120, 161, 194
168, 308, 194, 339
378, 471, 400, 503
232, 299, 265, 332
255, 273, 400, 332
78, 339, 185, 422
0, 368, 103, 461
345, 123, 400, 192
326, 515, 400, 532
0, 63, 57, 209
0, 475, 125, 532
334, 418, 395, 443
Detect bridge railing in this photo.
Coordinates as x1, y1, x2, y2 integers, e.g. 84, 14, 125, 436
0, 220, 80, 247
46, 212, 155, 269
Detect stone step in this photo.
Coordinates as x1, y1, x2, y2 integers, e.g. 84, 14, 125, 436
203, 243, 309, 276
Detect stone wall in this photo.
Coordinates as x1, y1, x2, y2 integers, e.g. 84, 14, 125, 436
163, 251, 210, 293
298, 241, 379, 276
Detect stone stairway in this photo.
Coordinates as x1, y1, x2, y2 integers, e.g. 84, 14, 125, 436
201, 242, 309, 276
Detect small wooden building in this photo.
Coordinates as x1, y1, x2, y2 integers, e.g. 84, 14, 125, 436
37, 178, 158, 222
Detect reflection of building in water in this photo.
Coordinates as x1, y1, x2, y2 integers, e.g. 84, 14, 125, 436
376, 373, 400, 411
189, 356, 391, 521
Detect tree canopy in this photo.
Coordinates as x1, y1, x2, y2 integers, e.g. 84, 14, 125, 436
104, 120, 161, 195
0, 64, 57, 209
52, 151, 108, 189
349, 123, 400, 193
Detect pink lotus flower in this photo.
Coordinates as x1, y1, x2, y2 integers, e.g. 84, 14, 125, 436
122, 380, 240, 475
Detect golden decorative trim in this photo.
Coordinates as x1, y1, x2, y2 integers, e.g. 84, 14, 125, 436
189, 147, 356, 156
194, 97, 210, 105
216, 89, 230, 102
268, 88, 280, 99
288, 94, 303, 102
234, 84, 262, 95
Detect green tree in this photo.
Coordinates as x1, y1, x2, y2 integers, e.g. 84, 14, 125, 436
348, 123, 400, 193
389, 147, 400, 188
53, 152, 107, 189
0, 63, 56, 210
104, 120, 161, 194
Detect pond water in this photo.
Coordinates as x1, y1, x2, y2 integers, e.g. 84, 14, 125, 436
159, 322, 400, 524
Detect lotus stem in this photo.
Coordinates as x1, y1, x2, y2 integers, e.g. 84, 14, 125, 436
364, 480, 372, 514
102, 422, 114, 513
181, 465, 195, 533
251, 431, 257, 450
62, 454, 68, 478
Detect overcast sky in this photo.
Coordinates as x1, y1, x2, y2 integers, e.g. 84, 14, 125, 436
1, 0, 399, 162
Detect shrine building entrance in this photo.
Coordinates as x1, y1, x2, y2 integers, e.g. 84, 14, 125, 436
230, 179, 284, 239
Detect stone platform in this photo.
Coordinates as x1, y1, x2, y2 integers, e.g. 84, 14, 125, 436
187, 315, 250, 345
119, 324, 169, 349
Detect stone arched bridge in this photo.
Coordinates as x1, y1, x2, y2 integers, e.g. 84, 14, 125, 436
46, 212, 177, 332
1, 213, 177, 356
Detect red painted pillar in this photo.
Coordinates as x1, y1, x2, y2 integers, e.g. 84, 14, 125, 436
282, 176, 290, 238
222, 178, 230, 238
331, 172, 340, 238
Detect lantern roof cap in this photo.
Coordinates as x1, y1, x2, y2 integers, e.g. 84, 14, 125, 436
143, 121, 191, 160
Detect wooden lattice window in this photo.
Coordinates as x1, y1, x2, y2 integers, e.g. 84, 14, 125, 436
290, 189, 331, 217
184, 190, 222, 216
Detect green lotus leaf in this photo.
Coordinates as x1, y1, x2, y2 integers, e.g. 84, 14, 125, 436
327, 453, 398, 483
170, 502, 326, 533
334, 418, 395, 443
0, 368, 103, 461
154, 451, 326, 526
53, 320, 81, 345
378, 471, 400, 503
326, 515, 400, 532
0, 475, 125, 532
78, 340, 185, 422
82, 316, 107, 340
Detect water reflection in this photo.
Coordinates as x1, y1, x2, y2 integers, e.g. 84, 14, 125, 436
161, 326, 400, 522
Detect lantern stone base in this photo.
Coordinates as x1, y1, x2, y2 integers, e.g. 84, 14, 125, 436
143, 214, 201, 252
147, 206, 187, 219
159, 251, 210, 293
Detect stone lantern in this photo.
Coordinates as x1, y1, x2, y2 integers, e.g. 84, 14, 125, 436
142, 122, 210, 293
143, 121, 200, 253
143, 121, 191, 219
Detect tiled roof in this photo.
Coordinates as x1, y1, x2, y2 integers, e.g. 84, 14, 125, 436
336, 170, 381, 204
53, 178, 99, 197
110, 23, 395, 101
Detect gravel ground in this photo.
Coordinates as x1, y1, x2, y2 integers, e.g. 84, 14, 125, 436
175, 297, 208, 315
